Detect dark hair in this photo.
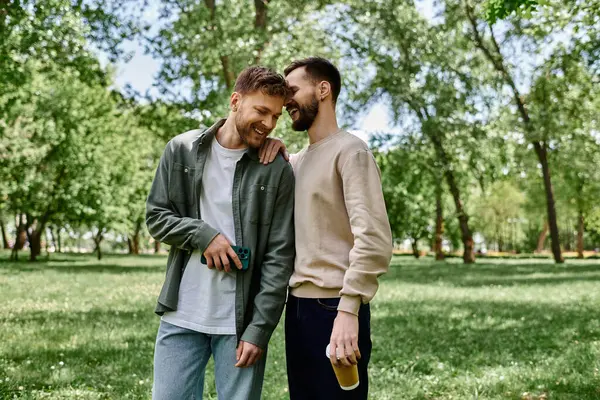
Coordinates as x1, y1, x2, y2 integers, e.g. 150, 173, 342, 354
284, 57, 341, 103
234, 66, 291, 99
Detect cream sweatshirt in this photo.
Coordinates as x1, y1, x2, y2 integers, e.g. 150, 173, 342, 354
289, 130, 393, 315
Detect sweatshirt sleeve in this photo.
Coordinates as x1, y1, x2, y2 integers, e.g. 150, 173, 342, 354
338, 149, 393, 315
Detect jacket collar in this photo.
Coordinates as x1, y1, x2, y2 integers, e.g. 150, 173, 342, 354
198, 118, 259, 161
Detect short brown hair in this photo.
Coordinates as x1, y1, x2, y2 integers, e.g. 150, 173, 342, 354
284, 57, 341, 103
234, 66, 291, 99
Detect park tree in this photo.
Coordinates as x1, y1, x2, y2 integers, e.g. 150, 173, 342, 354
0, 65, 137, 261
148, 0, 339, 151
453, 0, 570, 263
538, 56, 600, 258
374, 135, 439, 259
473, 180, 525, 252
332, 0, 505, 263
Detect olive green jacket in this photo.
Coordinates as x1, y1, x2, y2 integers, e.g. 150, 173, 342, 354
146, 119, 295, 349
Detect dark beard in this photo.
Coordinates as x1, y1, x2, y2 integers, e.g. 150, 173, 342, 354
291, 96, 319, 131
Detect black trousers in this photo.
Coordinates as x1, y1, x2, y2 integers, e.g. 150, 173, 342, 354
285, 295, 372, 400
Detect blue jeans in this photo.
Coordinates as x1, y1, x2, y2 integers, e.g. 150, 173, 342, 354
152, 320, 266, 400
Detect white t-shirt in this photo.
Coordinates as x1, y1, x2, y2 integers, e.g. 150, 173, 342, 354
162, 138, 246, 335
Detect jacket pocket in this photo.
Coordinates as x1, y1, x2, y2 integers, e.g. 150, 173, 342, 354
241, 184, 277, 225
168, 163, 195, 205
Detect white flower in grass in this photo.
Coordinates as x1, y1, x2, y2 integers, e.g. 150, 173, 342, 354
139, 380, 145, 385
18, 386, 24, 390
50, 366, 55, 370
59, 362, 64, 366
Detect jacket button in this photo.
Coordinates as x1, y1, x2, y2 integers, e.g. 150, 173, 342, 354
260, 186, 265, 190
184, 168, 189, 173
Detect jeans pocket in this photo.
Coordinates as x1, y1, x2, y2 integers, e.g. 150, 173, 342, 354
316, 298, 340, 312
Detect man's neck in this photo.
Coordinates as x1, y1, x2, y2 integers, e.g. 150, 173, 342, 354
216, 117, 248, 150
307, 106, 340, 145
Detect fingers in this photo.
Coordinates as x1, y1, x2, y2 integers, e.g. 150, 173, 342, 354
262, 140, 277, 164
353, 342, 362, 361
330, 341, 360, 367
235, 343, 251, 368
227, 247, 243, 270
219, 252, 231, 273
284, 150, 290, 162
205, 253, 214, 269
346, 342, 358, 365
338, 342, 353, 367
329, 342, 339, 367
236, 343, 243, 363
266, 143, 280, 164
212, 253, 223, 271
235, 342, 263, 368
259, 142, 267, 162
259, 139, 275, 164
247, 348, 263, 366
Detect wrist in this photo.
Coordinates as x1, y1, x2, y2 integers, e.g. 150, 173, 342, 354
338, 295, 361, 316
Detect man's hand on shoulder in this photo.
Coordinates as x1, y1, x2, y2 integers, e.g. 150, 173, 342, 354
259, 137, 289, 164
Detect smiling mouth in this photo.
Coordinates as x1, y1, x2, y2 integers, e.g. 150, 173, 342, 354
287, 108, 299, 120
253, 126, 268, 136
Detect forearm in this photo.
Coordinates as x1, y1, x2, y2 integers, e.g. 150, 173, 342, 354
241, 171, 295, 348
339, 150, 393, 315
145, 141, 219, 253
146, 205, 219, 252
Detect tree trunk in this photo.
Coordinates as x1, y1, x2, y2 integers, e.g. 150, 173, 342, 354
14, 215, 26, 250
154, 240, 160, 254
57, 227, 62, 253
131, 220, 142, 255
10, 215, 26, 260
536, 220, 548, 253
132, 235, 139, 255
434, 182, 444, 261
465, 5, 562, 263
253, 0, 269, 63
93, 229, 104, 260
0, 218, 9, 249
422, 121, 474, 264
127, 237, 133, 254
411, 238, 420, 259
204, 0, 236, 89
577, 211, 584, 259
533, 142, 564, 263
49, 226, 58, 252
29, 229, 43, 262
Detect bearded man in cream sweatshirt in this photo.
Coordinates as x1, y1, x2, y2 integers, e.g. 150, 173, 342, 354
259, 57, 393, 400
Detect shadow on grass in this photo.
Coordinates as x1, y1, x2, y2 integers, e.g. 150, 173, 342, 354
387, 257, 600, 287
0, 253, 165, 274
372, 296, 600, 398
0, 309, 158, 398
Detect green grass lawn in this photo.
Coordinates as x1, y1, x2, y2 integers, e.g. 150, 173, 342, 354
1, 252, 599, 399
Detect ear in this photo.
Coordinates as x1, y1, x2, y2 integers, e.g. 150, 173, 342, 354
230, 92, 242, 112
318, 81, 332, 101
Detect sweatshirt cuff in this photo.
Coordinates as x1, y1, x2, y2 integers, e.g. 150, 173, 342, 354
337, 295, 362, 316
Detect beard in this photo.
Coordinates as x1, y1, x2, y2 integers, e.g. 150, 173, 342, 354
234, 113, 267, 149
290, 95, 319, 132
